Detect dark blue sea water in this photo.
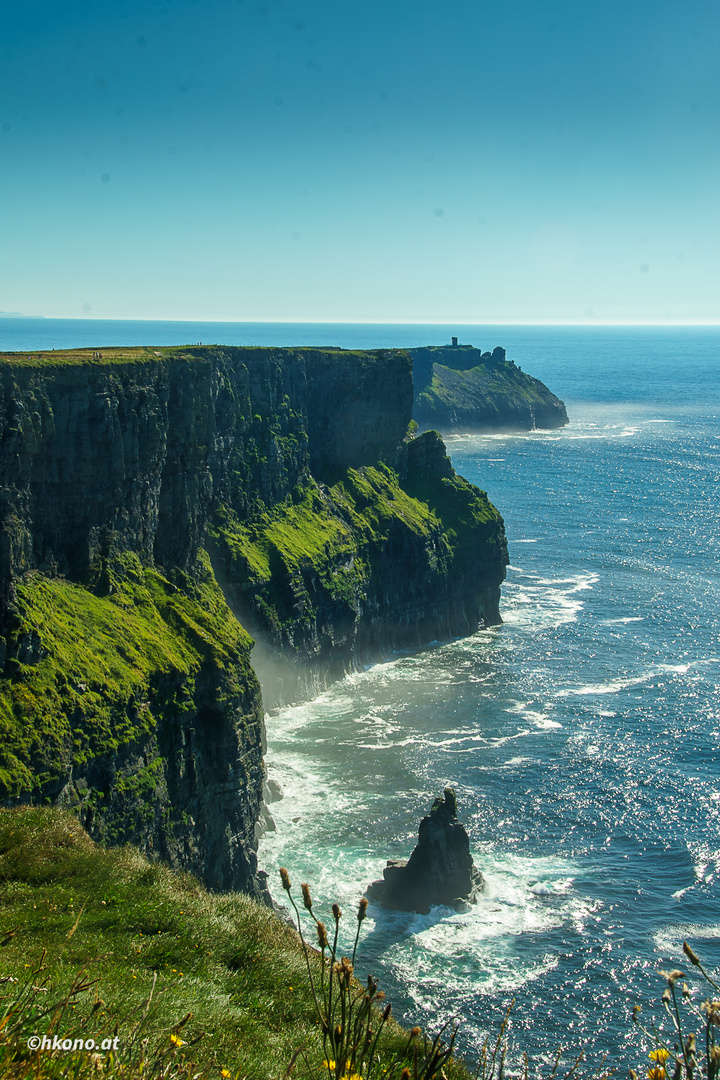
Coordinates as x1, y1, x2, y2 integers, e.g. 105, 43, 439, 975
3, 320, 719, 1068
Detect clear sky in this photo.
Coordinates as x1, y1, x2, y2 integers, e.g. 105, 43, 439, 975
1, 0, 718, 323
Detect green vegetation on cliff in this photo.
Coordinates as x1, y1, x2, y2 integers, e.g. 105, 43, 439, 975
409, 344, 568, 432
0, 552, 253, 801
209, 462, 444, 633
208, 432, 506, 690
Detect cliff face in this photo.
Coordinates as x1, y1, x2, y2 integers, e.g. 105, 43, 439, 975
212, 429, 507, 706
0, 347, 409, 585
0, 345, 507, 894
410, 344, 568, 432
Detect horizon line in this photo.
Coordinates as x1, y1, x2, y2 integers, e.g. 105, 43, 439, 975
6, 316, 720, 328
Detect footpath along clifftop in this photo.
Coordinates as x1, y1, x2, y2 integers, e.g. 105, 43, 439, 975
0, 344, 508, 897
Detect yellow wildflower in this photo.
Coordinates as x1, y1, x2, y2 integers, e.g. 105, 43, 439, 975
170, 1034, 185, 1047
649, 1050, 670, 1064
648, 1068, 665, 1080
322, 1062, 336, 1071
220, 1071, 231, 1079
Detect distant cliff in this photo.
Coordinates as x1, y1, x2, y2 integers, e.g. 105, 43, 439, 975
0, 345, 508, 896
410, 344, 568, 432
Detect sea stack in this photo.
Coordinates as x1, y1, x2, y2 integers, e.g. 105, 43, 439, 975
367, 788, 483, 913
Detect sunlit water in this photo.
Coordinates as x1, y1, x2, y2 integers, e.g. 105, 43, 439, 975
5, 320, 719, 1067
257, 330, 720, 1067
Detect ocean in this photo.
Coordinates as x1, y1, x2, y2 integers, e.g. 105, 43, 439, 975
3, 319, 719, 1069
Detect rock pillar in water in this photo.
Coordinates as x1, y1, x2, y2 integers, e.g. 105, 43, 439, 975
366, 788, 483, 913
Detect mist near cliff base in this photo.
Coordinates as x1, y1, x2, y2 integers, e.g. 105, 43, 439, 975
258, 328, 720, 1062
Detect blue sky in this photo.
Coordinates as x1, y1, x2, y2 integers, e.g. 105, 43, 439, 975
1, 0, 718, 323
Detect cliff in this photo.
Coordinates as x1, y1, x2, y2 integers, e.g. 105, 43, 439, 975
410, 344, 568, 432
0, 345, 508, 896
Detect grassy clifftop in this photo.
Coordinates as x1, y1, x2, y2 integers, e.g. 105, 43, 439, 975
409, 345, 568, 432
0, 807, 470, 1080
0, 345, 373, 369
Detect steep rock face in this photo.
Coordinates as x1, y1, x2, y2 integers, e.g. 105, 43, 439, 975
0, 347, 409, 588
410, 344, 568, 432
0, 551, 267, 897
209, 431, 507, 706
0, 345, 506, 892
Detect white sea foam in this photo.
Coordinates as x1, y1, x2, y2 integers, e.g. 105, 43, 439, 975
532, 716, 563, 729
506, 703, 563, 729
653, 923, 720, 954
556, 663, 692, 697
368, 851, 593, 1027
502, 569, 599, 633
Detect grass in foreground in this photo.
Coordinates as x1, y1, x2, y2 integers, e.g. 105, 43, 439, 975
1, 808, 717, 1080
0, 807, 317, 1077
0, 808, 466, 1080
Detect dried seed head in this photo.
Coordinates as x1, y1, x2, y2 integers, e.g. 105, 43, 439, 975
662, 989, 672, 1004
301, 883, 312, 911
682, 983, 691, 1000
701, 1000, 720, 1025
659, 969, 685, 985
279, 867, 291, 892
410, 1027, 422, 1038
383, 1003, 392, 1019
358, 897, 368, 921
683, 942, 700, 967
332, 903, 342, 922
316, 921, 329, 949
401, 1071, 411, 1080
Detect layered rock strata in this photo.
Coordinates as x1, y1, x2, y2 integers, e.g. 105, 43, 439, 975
0, 345, 508, 895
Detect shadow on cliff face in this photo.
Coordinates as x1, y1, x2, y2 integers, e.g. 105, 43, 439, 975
0, 347, 506, 900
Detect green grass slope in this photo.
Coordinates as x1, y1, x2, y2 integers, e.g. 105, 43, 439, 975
414, 360, 568, 433
0, 808, 467, 1080
0, 551, 254, 803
